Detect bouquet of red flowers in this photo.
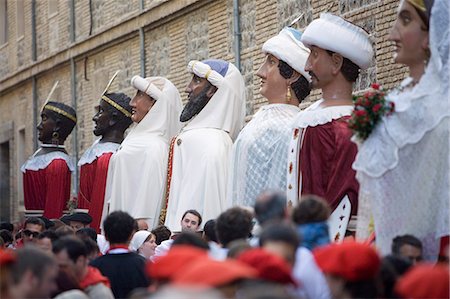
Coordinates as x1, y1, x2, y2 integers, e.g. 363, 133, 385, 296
349, 83, 395, 141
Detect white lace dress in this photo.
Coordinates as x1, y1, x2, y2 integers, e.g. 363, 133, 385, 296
353, 0, 450, 260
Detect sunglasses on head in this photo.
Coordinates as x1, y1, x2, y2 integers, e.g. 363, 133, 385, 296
22, 229, 40, 238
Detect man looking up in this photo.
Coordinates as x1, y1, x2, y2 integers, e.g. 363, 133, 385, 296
286, 13, 374, 238
164, 59, 246, 232
78, 92, 132, 232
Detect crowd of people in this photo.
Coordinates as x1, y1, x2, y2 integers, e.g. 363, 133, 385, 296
3, 0, 449, 298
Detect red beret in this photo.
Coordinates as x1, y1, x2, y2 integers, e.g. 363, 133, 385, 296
0, 249, 16, 265
147, 245, 208, 281
313, 241, 380, 281
173, 258, 257, 287
395, 263, 449, 299
237, 248, 297, 286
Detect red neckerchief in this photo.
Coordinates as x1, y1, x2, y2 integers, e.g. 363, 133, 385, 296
106, 244, 130, 254
80, 266, 111, 289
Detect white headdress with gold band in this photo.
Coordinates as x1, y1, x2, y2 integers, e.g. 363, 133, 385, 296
301, 13, 374, 70
187, 60, 224, 87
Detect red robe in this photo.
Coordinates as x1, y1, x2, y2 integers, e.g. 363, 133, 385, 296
78, 153, 113, 232
300, 117, 359, 214
78, 141, 119, 232
22, 152, 72, 219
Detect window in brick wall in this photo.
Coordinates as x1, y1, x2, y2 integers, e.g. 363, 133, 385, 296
48, 0, 58, 17
0, 0, 7, 45
16, 0, 24, 39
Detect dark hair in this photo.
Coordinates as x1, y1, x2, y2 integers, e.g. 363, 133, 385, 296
172, 232, 209, 250
203, 219, 218, 243
259, 222, 300, 250
278, 60, 311, 102
24, 217, 46, 231
11, 247, 56, 284
37, 230, 58, 242
103, 211, 136, 244
391, 235, 423, 254
216, 207, 253, 247
151, 225, 171, 245
103, 92, 133, 130
292, 195, 331, 225
0, 222, 14, 232
0, 230, 13, 245
76, 227, 97, 242
55, 225, 75, 238
81, 237, 100, 258
344, 279, 379, 299
379, 255, 412, 298
182, 209, 202, 226
325, 50, 360, 82
53, 236, 87, 263
44, 101, 77, 141
254, 191, 286, 226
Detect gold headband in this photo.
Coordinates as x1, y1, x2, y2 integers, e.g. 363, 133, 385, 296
44, 104, 77, 123
101, 95, 131, 118
407, 0, 426, 11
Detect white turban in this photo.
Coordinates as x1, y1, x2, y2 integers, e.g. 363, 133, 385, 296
301, 13, 374, 70
262, 27, 311, 81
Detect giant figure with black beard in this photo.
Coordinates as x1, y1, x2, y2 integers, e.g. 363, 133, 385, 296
163, 59, 246, 232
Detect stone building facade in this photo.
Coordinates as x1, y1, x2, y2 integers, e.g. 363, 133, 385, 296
0, 0, 406, 221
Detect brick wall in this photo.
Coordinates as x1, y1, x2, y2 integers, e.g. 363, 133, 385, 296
0, 0, 405, 221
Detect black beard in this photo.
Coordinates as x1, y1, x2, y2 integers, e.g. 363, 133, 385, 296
180, 86, 212, 122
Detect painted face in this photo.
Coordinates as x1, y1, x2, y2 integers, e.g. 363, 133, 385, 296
180, 75, 213, 122
256, 54, 289, 102
304, 46, 335, 89
180, 213, 200, 232
129, 90, 155, 123
92, 100, 113, 136
388, 1, 429, 68
37, 109, 58, 143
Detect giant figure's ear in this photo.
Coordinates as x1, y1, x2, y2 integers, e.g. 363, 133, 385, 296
206, 85, 218, 99
108, 110, 119, 127
331, 53, 344, 76
288, 70, 301, 85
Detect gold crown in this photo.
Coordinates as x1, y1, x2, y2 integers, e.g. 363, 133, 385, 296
101, 95, 131, 118
407, 0, 426, 11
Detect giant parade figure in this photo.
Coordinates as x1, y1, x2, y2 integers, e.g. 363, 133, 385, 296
354, 0, 449, 260
286, 14, 374, 240
228, 27, 311, 208
22, 82, 77, 218
164, 59, 246, 232
106, 76, 182, 229
78, 72, 133, 232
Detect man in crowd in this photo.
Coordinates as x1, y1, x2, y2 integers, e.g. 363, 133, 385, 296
286, 13, 374, 237
17, 217, 46, 247
164, 59, 246, 232
78, 91, 132, 232
391, 234, 423, 265
61, 212, 92, 231
53, 236, 114, 298
154, 209, 202, 258
90, 211, 149, 298
9, 247, 58, 298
